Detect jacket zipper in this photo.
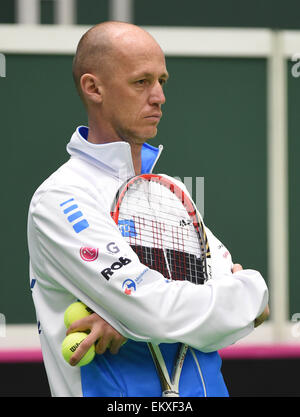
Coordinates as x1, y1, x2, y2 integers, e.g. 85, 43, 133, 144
150, 144, 163, 173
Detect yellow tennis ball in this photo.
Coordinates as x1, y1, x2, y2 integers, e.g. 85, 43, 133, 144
61, 332, 95, 367
64, 301, 93, 328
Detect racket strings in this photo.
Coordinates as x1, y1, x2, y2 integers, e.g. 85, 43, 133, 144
117, 180, 208, 285
130, 244, 206, 284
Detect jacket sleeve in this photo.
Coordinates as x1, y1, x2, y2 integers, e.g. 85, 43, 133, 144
28, 183, 268, 352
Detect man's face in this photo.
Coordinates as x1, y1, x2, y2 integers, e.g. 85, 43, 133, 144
99, 36, 169, 144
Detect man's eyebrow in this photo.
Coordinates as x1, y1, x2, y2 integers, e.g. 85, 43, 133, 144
133, 71, 169, 80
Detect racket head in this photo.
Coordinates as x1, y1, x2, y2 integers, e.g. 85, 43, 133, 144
111, 174, 210, 285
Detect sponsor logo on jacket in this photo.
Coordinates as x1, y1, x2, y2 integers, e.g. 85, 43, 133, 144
106, 242, 120, 254
101, 257, 132, 280
121, 268, 148, 294
122, 279, 136, 295
80, 247, 99, 262
60, 198, 89, 234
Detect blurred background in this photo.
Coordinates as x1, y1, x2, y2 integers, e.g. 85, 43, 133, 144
0, 0, 300, 397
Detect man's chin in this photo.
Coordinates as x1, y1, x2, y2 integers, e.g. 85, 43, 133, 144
122, 127, 158, 145
144, 127, 158, 141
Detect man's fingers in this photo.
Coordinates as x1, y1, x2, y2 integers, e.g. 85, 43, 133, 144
69, 332, 96, 366
66, 315, 94, 335
95, 334, 112, 355
95, 333, 128, 355
66, 313, 127, 362
232, 263, 243, 273
109, 336, 127, 355
254, 305, 270, 328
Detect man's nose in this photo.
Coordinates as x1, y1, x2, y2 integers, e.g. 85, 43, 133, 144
149, 81, 166, 106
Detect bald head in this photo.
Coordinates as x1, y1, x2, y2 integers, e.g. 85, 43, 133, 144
72, 21, 163, 101
72, 21, 168, 146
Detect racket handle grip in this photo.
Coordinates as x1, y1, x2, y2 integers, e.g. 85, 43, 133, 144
163, 391, 179, 397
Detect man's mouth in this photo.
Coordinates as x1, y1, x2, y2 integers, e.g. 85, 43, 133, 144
145, 113, 162, 121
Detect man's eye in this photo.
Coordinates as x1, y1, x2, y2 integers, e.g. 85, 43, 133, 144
136, 79, 146, 85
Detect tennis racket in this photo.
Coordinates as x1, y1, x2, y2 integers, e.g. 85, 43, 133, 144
111, 174, 211, 397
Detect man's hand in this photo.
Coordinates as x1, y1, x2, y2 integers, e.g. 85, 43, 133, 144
254, 305, 270, 327
232, 263, 269, 328
232, 263, 243, 273
66, 313, 127, 366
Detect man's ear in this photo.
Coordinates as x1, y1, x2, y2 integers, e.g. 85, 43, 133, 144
80, 73, 103, 104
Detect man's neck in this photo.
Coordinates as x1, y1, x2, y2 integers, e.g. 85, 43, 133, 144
129, 142, 142, 175
87, 122, 143, 175
87, 122, 120, 145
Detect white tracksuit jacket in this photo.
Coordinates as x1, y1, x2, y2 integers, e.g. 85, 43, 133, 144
27, 126, 268, 397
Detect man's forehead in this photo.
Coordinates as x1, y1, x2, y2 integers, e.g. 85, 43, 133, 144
90, 24, 168, 79
123, 59, 168, 81
109, 27, 164, 58
114, 44, 167, 73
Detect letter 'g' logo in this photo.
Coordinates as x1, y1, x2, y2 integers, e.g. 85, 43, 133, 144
106, 242, 120, 254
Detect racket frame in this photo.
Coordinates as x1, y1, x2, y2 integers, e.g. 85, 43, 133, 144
111, 174, 210, 397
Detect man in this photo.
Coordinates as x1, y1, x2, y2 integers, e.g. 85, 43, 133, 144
27, 21, 269, 397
